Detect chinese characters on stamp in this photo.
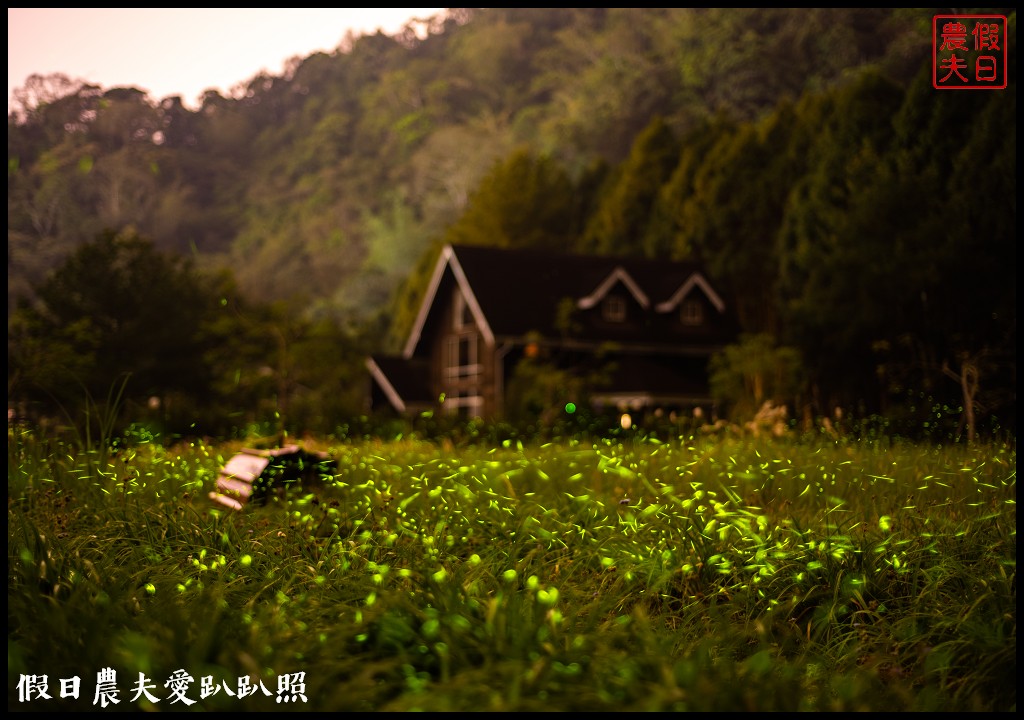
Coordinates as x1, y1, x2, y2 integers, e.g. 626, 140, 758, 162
933, 15, 1007, 90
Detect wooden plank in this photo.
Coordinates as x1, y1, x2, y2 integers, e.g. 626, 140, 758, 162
211, 446, 333, 511
216, 475, 255, 499
241, 445, 300, 458
208, 492, 245, 511
221, 454, 269, 483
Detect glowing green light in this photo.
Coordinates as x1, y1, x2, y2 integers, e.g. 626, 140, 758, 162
565, 402, 576, 414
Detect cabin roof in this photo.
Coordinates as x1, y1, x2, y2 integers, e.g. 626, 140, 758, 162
404, 244, 731, 357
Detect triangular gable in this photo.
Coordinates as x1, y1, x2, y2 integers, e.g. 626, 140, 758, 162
403, 245, 495, 359
654, 272, 726, 314
576, 266, 650, 310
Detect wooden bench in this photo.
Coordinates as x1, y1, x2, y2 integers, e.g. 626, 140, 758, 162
208, 445, 334, 510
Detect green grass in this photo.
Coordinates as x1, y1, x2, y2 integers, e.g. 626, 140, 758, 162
8, 427, 1016, 711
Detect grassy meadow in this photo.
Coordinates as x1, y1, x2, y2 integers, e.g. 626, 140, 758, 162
8, 424, 1016, 711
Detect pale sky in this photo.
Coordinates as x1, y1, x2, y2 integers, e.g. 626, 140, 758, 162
8, 8, 445, 112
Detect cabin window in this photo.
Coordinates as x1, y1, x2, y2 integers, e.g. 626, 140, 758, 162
453, 290, 474, 330
443, 390, 484, 419
445, 334, 481, 379
602, 295, 626, 323
680, 299, 704, 326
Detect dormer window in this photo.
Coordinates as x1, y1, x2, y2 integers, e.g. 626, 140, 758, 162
681, 299, 704, 326
453, 289, 473, 330
602, 295, 627, 322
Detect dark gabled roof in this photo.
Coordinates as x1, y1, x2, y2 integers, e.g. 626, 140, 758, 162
404, 244, 732, 357
366, 355, 433, 413
455, 243, 717, 336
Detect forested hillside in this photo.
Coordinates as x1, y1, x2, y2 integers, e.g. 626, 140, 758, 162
7, 8, 1016, 439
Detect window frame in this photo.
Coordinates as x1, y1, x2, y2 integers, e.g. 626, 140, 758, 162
680, 298, 704, 326
602, 295, 627, 323
445, 334, 481, 380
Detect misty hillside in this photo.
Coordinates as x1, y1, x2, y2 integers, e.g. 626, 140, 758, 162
7, 8, 1016, 437
9, 9, 932, 325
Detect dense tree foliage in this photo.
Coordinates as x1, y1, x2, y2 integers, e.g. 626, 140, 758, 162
8, 231, 371, 438
444, 148, 579, 251
579, 116, 680, 256
7, 9, 1016, 438
9, 231, 218, 429
7, 8, 934, 320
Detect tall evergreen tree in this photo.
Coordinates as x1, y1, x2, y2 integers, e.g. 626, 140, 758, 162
580, 116, 679, 256
443, 148, 578, 251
